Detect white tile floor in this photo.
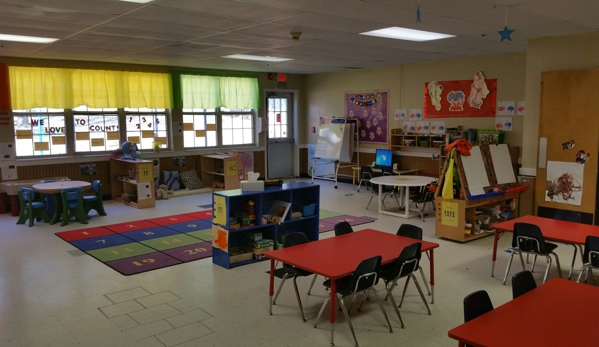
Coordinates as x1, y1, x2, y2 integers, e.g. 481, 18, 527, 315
0, 179, 577, 346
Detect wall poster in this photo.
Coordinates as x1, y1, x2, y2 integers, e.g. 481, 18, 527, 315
424, 72, 497, 118
345, 90, 388, 144
545, 161, 583, 206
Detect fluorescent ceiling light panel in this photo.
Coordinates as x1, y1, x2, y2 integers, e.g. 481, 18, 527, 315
223, 54, 293, 62
120, 0, 154, 3
0, 34, 58, 43
360, 27, 455, 42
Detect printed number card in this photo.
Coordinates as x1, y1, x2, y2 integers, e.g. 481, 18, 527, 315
441, 201, 459, 227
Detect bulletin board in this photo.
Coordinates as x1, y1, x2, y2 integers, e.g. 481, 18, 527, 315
535, 69, 599, 218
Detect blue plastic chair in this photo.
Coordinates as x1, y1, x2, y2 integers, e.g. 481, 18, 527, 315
83, 180, 107, 217
16, 187, 50, 227
60, 187, 88, 226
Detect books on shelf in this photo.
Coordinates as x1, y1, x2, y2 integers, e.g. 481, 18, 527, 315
268, 200, 291, 222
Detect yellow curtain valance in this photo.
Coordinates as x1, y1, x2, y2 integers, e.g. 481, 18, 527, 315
9, 67, 172, 109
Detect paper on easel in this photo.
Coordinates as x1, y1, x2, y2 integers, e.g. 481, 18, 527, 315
1, 161, 17, 180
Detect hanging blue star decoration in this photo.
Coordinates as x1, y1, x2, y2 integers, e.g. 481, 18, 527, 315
498, 26, 514, 42
417, 5, 421, 23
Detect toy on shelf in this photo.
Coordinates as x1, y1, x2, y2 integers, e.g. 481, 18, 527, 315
241, 199, 256, 222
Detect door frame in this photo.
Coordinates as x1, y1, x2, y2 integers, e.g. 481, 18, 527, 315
264, 89, 300, 178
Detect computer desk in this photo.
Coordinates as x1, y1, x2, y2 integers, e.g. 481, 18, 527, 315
265, 228, 439, 346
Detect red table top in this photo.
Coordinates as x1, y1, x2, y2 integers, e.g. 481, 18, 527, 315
448, 278, 599, 346
265, 228, 439, 279
492, 215, 599, 245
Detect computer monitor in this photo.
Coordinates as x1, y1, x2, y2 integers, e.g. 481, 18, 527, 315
375, 149, 392, 167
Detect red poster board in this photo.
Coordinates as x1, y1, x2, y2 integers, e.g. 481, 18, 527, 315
0, 63, 11, 110
424, 75, 496, 118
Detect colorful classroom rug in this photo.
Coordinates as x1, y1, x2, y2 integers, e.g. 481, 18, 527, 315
56, 210, 214, 276
56, 209, 375, 275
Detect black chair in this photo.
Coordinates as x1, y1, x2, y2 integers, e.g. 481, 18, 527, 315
463, 290, 494, 347
576, 235, 599, 283
464, 290, 493, 322
367, 169, 400, 210
269, 232, 314, 322
334, 221, 354, 236
356, 166, 373, 192
409, 185, 435, 222
313, 255, 393, 347
553, 209, 582, 279
378, 243, 431, 328
511, 270, 537, 299
396, 224, 431, 296
503, 223, 561, 284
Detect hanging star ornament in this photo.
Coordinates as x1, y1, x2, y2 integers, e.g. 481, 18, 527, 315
498, 25, 514, 42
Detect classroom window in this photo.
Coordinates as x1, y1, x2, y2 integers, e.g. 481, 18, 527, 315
268, 98, 288, 139
124, 108, 168, 151
13, 108, 67, 157
221, 107, 254, 146
73, 106, 120, 152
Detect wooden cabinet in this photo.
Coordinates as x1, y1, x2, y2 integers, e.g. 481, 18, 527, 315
390, 128, 447, 152
109, 158, 155, 209
211, 181, 320, 269
200, 154, 244, 190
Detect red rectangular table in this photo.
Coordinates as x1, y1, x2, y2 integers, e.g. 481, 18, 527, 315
448, 278, 599, 346
491, 215, 599, 278
265, 228, 439, 345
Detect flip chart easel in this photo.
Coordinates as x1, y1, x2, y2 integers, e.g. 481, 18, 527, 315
311, 118, 355, 188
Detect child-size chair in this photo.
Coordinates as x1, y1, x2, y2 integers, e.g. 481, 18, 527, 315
60, 187, 88, 226
16, 187, 51, 227
83, 180, 107, 217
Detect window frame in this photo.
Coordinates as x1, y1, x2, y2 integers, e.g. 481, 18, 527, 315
182, 107, 257, 149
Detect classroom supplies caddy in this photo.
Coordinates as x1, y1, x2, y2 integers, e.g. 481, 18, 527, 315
211, 181, 319, 269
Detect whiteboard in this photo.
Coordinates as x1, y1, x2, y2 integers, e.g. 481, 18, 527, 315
460, 146, 490, 195
489, 144, 517, 184
314, 120, 353, 162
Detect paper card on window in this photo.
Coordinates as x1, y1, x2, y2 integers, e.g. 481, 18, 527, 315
128, 136, 140, 143
206, 124, 217, 131
154, 137, 166, 145
183, 123, 194, 131
76, 132, 90, 140
91, 138, 104, 147
16, 130, 32, 139
107, 132, 119, 140
0, 143, 16, 160
34, 142, 49, 151
142, 130, 154, 138
52, 135, 66, 145
196, 130, 206, 137
0, 161, 17, 180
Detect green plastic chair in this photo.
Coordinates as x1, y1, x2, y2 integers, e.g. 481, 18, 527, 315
16, 187, 51, 227
60, 187, 88, 226
83, 180, 107, 217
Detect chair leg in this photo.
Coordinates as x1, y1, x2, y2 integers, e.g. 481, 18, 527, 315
418, 266, 431, 295
307, 275, 318, 295
338, 295, 359, 347
357, 180, 363, 192
416, 202, 425, 222
366, 192, 376, 210
398, 276, 412, 308
292, 277, 306, 322
273, 274, 291, 304
384, 282, 405, 328
313, 296, 330, 328
371, 288, 393, 333
577, 265, 589, 282
502, 252, 516, 284
409, 274, 431, 315
552, 252, 562, 279
542, 255, 552, 284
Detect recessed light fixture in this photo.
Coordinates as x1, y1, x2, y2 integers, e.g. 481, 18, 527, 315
0, 34, 58, 44
223, 54, 293, 62
119, 0, 154, 3
360, 26, 455, 42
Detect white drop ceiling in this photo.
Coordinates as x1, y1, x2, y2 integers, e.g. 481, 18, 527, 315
0, 0, 597, 74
